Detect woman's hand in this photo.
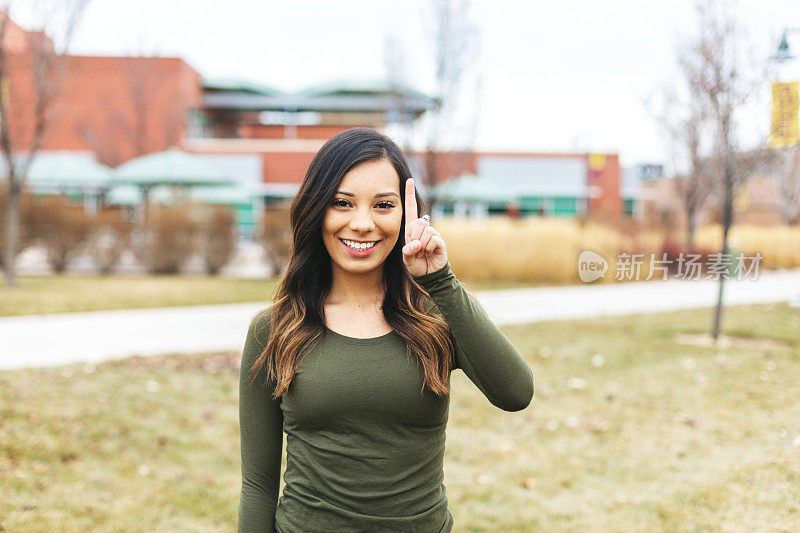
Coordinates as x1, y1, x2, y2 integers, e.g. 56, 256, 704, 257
402, 178, 448, 276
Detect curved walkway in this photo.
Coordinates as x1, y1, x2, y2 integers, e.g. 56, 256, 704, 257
2, 270, 799, 370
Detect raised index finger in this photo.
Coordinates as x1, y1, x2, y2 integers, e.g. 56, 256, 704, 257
405, 178, 418, 240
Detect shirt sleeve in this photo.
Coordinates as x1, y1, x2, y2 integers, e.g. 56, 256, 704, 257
412, 261, 534, 412
238, 309, 284, 533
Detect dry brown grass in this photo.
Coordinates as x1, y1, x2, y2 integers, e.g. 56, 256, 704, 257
2, 303, 799, 531
434, 217, 800, 284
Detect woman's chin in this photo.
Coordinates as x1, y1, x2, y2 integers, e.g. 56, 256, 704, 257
332, 254, 386, 272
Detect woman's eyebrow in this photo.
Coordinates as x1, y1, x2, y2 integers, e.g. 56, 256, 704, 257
336, 191, 400, 198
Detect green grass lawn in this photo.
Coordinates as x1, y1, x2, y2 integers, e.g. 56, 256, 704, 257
0, 274, 552, 317
1, 303, 799, 531
0, 275, 281, 317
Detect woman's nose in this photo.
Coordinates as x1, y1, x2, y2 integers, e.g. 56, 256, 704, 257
349, 207, 375, 232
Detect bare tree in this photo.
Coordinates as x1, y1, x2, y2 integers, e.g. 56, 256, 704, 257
76, 53, 185, 167
650, 84, 714, 249
383, 33, 414, 155
258, 202, 292, 278
114, 55, 185, 158
0, 0, 89, 287
677, 0, 767, 340
731, 143, 779, 185
421, 0, 481, 207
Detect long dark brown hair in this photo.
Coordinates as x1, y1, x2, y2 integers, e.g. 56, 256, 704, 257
248, 127, 455, 399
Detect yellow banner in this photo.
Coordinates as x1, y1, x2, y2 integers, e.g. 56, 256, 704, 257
588, 153, 606, 171
770, 82, 799, 148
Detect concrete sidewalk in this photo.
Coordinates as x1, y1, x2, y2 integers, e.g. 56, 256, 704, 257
2, 270, 799, 370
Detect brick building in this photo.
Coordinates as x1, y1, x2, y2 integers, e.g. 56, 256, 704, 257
2, 12, 629, 237
1, 14, 201, 166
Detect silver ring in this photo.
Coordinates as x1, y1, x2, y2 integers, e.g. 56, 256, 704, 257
422, 214, 431, 224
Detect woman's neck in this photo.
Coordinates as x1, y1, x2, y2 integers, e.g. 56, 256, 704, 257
327, 265, 385, 309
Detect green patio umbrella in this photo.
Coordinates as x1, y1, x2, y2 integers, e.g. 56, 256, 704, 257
111, 148, 233, 220
112, 147, 232, 186
27, 152, 112, 188
190, 185, 254, 205
107, 184, 254, 206
23, 152, 113, 214
105, 184, 160, 206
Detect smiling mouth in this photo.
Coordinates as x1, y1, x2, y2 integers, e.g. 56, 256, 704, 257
339, 238, 380, 251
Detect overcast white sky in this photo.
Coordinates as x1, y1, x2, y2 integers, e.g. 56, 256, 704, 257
10, 0, 800, 172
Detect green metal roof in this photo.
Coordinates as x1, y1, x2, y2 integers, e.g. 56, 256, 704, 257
202, 77, 286, 96
27, 152, 112, 187
112, 148, 233, 187
203, 76, 435, 102
294, 79, 435, 102
201, 77, 437, 118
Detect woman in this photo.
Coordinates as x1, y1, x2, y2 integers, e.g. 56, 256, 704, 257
238, 128, 534, 532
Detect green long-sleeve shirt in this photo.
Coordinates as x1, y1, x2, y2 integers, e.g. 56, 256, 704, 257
237, 261, 534, 532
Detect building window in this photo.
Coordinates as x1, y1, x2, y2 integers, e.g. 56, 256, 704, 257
624, 197, 635, 216
553, 196, 578, 216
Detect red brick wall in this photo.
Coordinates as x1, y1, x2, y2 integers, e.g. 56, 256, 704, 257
2, 44, 201, 166
0, 12, 46, 54
586, 153, 621, 218
4, 51, 38, 152
2, 16, 58, 154
261, 152, 317, 183
408, 151, 480, 182
46, 56, 202, 165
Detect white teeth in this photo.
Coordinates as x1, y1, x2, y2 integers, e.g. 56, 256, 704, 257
342, 239, 377, 250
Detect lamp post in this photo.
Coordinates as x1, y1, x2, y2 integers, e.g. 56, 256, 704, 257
773, 28, 800, 62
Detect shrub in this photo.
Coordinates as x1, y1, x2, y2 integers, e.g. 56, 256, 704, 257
87, 208, 133, 275
257, 201, 292, 277
660, 233, 731, 278
132, 205, 199, 274
199, 205, 238, 275
28, 194, 94, 273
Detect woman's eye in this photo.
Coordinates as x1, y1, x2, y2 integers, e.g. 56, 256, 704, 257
332, 199, 395, 209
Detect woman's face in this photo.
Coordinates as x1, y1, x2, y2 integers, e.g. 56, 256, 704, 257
322, 158, 404, 277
